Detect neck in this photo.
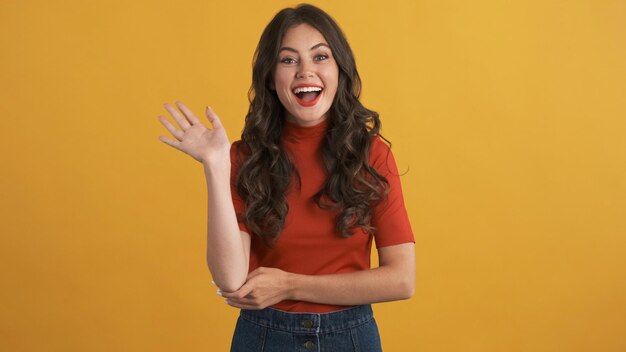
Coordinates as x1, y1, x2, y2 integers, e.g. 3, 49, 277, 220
282, 117, 329, 143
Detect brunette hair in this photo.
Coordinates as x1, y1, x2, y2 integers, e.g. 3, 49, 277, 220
234, 3, 391, 247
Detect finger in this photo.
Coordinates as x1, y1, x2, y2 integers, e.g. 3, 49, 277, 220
219, 289, 244, 299
158, 135, 183, 151
175, 101, 202, 126
246, 268, 264, 280
205, 106, 223, 129
163, 102, 191, 130
157, 116, 184, 141
221, 281, 254, 299
225, 296, 256, 306
225, 299, 262, 310
225, 300, 247, 309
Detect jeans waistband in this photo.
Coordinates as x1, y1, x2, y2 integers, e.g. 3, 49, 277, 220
239, 305, 374, 334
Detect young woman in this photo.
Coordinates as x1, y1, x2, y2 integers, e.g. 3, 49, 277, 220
158, 4, 415, 351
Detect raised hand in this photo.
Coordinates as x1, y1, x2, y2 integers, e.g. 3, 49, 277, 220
157, 101, 230, 165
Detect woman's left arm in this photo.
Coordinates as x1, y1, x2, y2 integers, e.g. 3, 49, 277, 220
221, 138, 415, 309
219, 242, 415, 309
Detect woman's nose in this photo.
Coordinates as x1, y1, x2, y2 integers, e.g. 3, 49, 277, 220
296, 61, 314, 79
296, 71, 313, 79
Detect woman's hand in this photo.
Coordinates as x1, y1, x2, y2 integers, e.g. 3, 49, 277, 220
157, 101, 230, 165
219, 267, 293, 310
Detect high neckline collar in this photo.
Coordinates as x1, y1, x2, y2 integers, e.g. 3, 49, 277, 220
282, 118, 330, 142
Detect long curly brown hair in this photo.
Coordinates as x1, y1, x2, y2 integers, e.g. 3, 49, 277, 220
234, 3, 391, 248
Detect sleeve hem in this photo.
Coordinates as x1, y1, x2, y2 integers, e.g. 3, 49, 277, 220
375, 238, 415, 249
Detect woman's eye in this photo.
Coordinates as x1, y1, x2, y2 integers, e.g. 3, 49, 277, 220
281, 58, 297, 64
315, 54, 329, 61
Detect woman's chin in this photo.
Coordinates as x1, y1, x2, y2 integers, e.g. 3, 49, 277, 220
286, 112, 329, 126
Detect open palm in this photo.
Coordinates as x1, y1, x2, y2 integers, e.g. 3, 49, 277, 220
157, 101, 230, 164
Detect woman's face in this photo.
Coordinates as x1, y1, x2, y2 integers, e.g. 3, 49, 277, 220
273, 23, 339, 127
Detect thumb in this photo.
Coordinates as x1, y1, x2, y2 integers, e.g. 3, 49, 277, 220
205, 106, 223, 129
246, 267, 265, 280
221, 280, 255, 299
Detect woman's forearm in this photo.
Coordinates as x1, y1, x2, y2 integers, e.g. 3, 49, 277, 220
286, 266, 414, 306
204, 161, 248, 292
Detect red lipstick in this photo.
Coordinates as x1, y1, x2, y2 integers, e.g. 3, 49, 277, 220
292, 84, 323, 107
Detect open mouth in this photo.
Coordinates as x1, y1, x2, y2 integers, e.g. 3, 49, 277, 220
293, 86, 323, 107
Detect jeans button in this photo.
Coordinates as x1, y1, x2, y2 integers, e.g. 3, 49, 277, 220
303, 340, 315, 349
302, 319, 314, 328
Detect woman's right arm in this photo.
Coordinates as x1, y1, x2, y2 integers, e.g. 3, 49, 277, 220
158, 101, 250, 292
203, 159, 251, 292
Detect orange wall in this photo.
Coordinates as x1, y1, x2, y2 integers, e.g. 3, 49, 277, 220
1, 0, 625, 351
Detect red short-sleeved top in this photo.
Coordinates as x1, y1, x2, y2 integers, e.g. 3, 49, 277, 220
230, 118, 414, 313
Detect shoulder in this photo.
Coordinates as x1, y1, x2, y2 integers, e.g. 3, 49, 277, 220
370, 135, 391, 156
230, 140, 253, 178
230, 140, 250, 165
369, 135, 396, 176
230, 139, 245, 152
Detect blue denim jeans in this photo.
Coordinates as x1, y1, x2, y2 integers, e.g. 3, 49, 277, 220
230, 304, 383, 351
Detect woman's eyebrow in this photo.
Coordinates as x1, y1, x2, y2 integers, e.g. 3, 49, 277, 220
310, 43, 330, 50
279, 43, 330, 54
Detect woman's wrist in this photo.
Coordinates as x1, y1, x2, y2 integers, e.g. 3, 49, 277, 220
284, 272, 301, 301
202, 150, 230, 167
286, 273, 309, 301
203, 155, 230, 176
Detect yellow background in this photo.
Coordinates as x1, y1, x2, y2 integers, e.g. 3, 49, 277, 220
1, 0, 625, 351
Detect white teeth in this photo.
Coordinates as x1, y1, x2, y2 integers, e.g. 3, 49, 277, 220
293, 86, 323, 94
